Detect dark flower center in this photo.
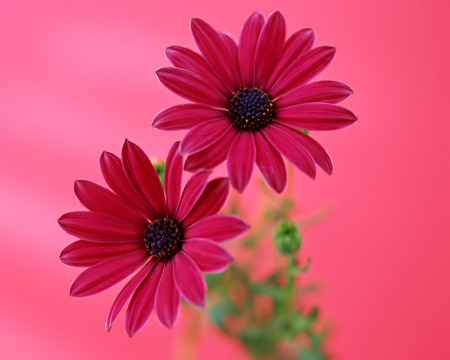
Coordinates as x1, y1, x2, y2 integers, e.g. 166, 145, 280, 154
227, 87, 275, 131
144, 216, 183, 259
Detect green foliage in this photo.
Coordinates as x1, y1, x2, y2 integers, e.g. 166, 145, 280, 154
206, 189, 329, 360
152, 160, 165, 189
297, 128, 310, 135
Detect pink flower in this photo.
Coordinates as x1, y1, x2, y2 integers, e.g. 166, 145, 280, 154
154, 11, 357, 193
58, 140, 248, 335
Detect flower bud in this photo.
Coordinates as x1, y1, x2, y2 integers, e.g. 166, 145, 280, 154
274, 218, 302, 255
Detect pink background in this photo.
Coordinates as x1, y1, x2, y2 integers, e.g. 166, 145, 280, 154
1, 0, 449, 359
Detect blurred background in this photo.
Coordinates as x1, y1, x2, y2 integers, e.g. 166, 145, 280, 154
1, 0, 449, 359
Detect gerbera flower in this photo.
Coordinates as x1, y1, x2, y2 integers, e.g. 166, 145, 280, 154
58, 140, 248, 335
154, 11, 357, 193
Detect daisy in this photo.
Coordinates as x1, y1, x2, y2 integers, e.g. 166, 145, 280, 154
154, 11, 357, 193
58, 140, 248, 335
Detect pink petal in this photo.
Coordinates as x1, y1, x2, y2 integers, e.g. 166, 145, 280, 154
100, 151, 149, 215
184, 127, 238, 172
124, 261, 164, 336
153, 104, 226, 131
180, 117, 232, 155
276, 80, 353, 108
155, 261, 180, 328
190, 18, 236, 89
121, 139, 166, 218
175, 170, 210, 222
274, 123, 333, 174
227, 131, 256, 193
70, 251, 148, 297
184, 214, 249, 242
60, 240, 142, 267
165, 45, 230, 95
254, 131, 287, 193
254, 11, 286, 87
58, 211, 144, 243
275, 103, 358, 130
156, 67, 228, 107
106, 260, 156, 332
239, 12, 265, 86
182, 238, 233, 273
165, 142, 183, 215
265, 28, 316, 90
220, 32, 242, 89
262, 124, 316, 179
74, 180, 146, 227
270, 46, 336, 98
182, 178, 229, 227
173, 252, 206, 307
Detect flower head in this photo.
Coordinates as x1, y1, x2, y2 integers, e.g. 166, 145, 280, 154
58, 140, 248, 335
154, 11, 357, 193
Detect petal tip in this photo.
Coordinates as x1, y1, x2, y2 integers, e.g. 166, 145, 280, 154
190, 18, 202, 29
122, 138, 133, 152
105, 322, 112, 332
57, 214, 66, 227
100, 150, 113, 162
274, 182, 287, 194
270, 10, 283, 18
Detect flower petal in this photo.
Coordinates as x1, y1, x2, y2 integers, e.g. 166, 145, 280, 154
124, 261, 164, 336
100, 151, 149, 214
173, 252, 206, 307
190, 18, 236, 89
239, 12, 265, 86
254, 131, 287, 193
165, 45, 230, 95
227, 131, 256, 193
270, 46, 336, 98
262, 124, 316, 179
273, 123, 333, 174
69, 251, 148, 297
182, 238, 233, 273
275, 103, 357, 130
180, 117, 232, 155
182, 178, 229, 227
153, 104, 225, 131
184, 127, 238, 172
155, 261, 180, 328
165, 142, 183, 215
175, 170, 210, 222
106, 260, 156, 332
220, 32, 242, 89
254, 11, 286, 87
265, 28, 315, 90
74, 180, 146, 227
156, 67, 228, 107
277, 80, 353, 108
60, 240, 142, 267
184, 214, 249, 242
121, 139, 166, 218
58, 211, 144, 243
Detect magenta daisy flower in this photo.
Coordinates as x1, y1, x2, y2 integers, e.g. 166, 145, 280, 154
154, 11, 357, 193
58, 140, 248, 335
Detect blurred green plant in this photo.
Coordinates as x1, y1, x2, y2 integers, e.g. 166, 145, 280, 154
205, 178, 330, 360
